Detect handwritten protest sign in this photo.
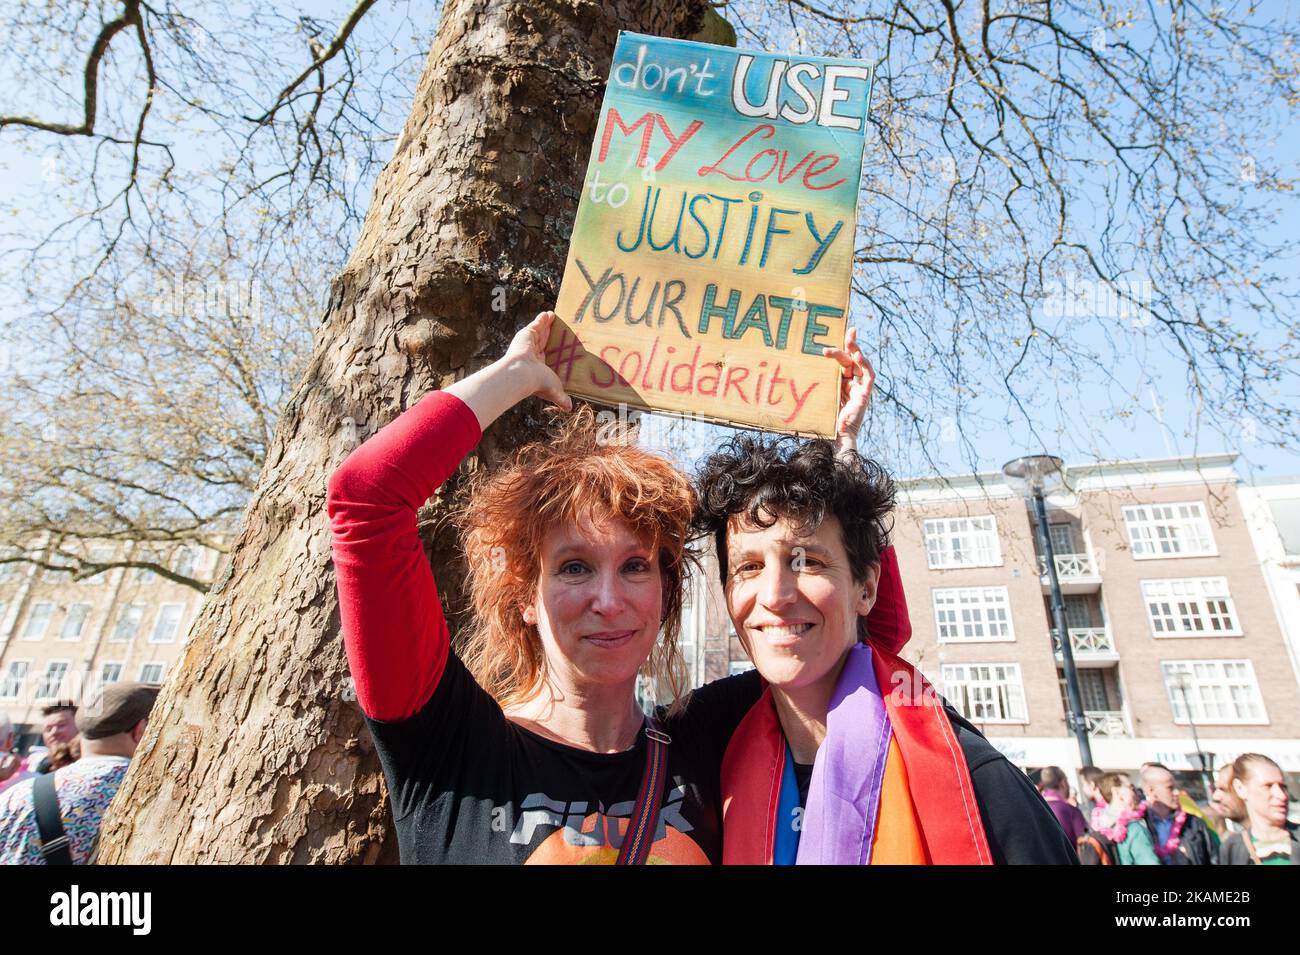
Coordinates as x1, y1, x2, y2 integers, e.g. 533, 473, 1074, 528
546, 32, 872, 435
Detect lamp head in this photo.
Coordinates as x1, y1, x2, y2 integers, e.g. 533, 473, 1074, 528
1002, 454, 1065, 497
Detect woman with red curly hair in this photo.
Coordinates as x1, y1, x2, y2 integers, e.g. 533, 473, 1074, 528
328, 311, 903, 864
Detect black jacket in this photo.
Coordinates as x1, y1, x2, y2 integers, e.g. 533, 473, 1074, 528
943, 706, 1080, 864
1144, 810, 1217, 865
1219, 823, 1300, 865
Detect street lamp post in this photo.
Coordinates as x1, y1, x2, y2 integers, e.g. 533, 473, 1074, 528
1004, 455, 1094, 767
1171, 673, 1216, 802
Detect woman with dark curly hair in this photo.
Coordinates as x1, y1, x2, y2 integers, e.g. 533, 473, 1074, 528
328, 312, 903, 865
695, 329, 1077, 864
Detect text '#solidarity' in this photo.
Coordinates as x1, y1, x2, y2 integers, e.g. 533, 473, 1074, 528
546, 328, 820, 425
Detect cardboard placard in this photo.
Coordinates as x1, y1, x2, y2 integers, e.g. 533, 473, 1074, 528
547, 32, 872, 435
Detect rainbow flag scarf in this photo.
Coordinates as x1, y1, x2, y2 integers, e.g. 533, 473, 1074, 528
721, 642, 993, 865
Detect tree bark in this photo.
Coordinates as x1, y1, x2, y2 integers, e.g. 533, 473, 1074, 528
96, 0, 712, 863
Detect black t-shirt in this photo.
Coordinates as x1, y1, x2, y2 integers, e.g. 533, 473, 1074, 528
365, 652, 763, 864
366, 652, 1075, 865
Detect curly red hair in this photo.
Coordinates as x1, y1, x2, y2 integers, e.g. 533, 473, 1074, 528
456, 406, 694, 709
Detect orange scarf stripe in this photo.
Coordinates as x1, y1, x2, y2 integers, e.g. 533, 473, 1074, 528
871, 646, 993, 864
868, 736, 930, 864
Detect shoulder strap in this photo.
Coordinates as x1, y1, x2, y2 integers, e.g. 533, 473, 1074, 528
1243, 830, 1262, 865
31, 772, 73, 865
616, 715, 671, 865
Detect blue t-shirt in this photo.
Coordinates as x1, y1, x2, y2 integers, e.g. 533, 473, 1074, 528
773, 751, 814, 865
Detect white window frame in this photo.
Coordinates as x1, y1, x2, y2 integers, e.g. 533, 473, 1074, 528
35, 660, 71, 700
1123, 502, 1217, 559
60, 602, 93, 641
110, 604, 146, 642
197, 546, 219, 578
133, 547, 163, 583
42, 565, 74, 584
0, 552, 23, 583
0, 659, 31, 700
728, 660, 754, 676
1161, 660, 1266, 725
940, 663, 1028, 723
923, 515, 1002, 569
81, 544, 115, 585
99, 661, 123, 686
1048, 523, 1076, 555
932, 586, 1015, 643
20, 602, 54, 641
138, 662, 165, 683
150, 602, 185, 643
170, 546, 197, 580
1142, 577, 1241, 637
87, 544, 117, 563
1062, 594, 1095, 630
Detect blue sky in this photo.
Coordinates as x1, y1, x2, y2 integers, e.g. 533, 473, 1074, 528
1, 1, 1295, 484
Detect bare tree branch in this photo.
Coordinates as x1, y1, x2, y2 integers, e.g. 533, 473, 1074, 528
0, 0, 143, 137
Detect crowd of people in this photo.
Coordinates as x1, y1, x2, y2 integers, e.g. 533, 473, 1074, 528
1, 694, 1290, 865
0, 310, 1295, 866
1036, 758, 1296, 865
0, 687, 159, 864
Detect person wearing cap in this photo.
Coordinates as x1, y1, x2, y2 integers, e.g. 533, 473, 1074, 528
0, 682, 159, 864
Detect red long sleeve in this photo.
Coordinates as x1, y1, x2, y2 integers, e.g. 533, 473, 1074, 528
327, 391, 482, 721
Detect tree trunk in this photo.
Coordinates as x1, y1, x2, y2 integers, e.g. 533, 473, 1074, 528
96, 0, 713, 863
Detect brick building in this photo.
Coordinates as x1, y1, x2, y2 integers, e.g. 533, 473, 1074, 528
0, 540, 220, 749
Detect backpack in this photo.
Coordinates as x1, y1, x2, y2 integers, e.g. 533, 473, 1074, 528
1076, 829, 1118, 865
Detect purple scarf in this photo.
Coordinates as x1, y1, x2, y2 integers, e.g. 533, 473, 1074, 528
795, 643, 893, 864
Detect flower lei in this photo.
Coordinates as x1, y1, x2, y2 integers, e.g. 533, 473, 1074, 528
1140, 802, 1188, 860
1092, 802, 1187, 857
1093, 803, 1143, 844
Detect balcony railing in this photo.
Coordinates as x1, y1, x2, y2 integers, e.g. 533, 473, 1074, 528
1084, 710, 1131, 737
1038, 551, 1100, 581
1039, 551, 1103, 594
1050, 627, 1118, 663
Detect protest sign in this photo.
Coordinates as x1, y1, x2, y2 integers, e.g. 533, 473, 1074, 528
546, 31, 872, 435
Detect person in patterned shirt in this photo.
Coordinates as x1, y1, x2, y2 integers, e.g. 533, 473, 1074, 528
0, 682, 159, 865
0, 714, 32, 796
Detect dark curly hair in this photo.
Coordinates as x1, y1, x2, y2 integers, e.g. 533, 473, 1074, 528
693, 434, 896, 593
